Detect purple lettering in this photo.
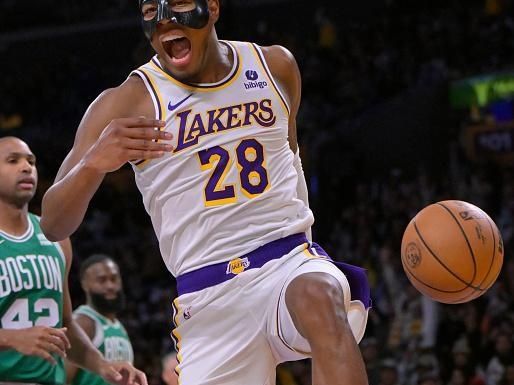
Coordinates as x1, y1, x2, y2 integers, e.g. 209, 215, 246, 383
243, 102, 259, 126
174, 109, 197, 152
185, 114, 208, 143
207, 108, 228, 133
173, 99, 276, 153
226, 105, 242, 130
257, 99, 276, 127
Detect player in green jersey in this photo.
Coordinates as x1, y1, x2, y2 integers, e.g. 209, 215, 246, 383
0, 137, 147, 385
66, 254, 134, 385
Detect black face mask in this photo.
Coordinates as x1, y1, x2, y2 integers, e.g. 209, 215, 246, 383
90, 291, 126, 314
140, 0, 210, 40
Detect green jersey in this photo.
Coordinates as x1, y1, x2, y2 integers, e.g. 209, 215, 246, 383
72, 305, 133, 385
0, 213, 66, 385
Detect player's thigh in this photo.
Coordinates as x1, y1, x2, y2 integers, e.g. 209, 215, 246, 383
268, 257, 369, 363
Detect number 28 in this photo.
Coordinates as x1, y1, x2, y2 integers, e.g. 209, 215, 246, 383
198, 139, 270, 207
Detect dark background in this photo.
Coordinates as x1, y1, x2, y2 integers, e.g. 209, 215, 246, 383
2, 0, 514, 384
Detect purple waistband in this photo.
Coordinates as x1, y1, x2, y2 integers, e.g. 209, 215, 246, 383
176, 233, 309, 296
176, 235, 372, 310
308, 243, 373, 309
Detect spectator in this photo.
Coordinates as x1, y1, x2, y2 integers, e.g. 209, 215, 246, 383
448, 338, 485, 385
499, 364, 514, 385
418, 374, 442, 385
379, 359, 401, 385
486, 332, 514, 385
361, 337, 381, 385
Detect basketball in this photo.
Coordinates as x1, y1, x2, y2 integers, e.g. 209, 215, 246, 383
401, 200, 504, 304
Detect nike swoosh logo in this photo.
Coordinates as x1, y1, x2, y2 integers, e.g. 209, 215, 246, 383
168, 93, 193, 112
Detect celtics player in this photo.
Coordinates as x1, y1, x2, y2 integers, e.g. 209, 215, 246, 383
66, 254, 133, 385
0, 137, 147, 385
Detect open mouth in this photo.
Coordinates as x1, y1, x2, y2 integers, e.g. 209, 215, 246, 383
162, 35, 192, 67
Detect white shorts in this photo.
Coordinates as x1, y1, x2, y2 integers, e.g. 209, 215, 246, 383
171, 242, 370, 385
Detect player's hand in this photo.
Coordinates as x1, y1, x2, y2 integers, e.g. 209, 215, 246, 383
84, 117, 172, 173
6, 326, 71, 364
99, 361, 148, 385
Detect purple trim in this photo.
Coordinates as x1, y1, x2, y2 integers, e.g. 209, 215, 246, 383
151, 42, 240, 89
177, 233, 308, 295
129, 71, 161, 166
176, 237, 372, 311
311, 243, 372, 309
250, 43, 290, 115
151, 57, 162, 69
136, 70, 162, 120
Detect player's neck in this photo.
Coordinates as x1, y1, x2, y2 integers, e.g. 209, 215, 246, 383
101, 311, 117, 322
0, 200, 29, 236
176, 35, 233, 84
197, 38, 233, 83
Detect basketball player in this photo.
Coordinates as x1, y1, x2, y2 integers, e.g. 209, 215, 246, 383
66, 254, 134, 385
0, 137, 146, 385
161, 352, 178, 385
40, 1, 372, 384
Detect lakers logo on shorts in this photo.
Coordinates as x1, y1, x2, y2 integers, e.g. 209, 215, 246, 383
226, 257, 250, 275
184, 306, 192, 320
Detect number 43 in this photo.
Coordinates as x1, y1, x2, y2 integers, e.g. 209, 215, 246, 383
198, 139, 270, 207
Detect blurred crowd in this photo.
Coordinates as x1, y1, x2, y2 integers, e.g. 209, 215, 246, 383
2, 0, 514, 384
307, 162, 514, 385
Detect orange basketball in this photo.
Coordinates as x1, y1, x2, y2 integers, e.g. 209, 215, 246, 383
401, 200, 504, 304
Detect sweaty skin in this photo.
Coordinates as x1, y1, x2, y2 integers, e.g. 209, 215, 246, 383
41, 1, 369, 384
40, 7, 297, 241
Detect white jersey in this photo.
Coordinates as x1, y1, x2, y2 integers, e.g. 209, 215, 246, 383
130, 40, 313, 276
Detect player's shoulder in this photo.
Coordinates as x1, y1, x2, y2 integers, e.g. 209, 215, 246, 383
258, 45, 298, 74
255, 44, 300, 87
28, 212, 71, 261
258, 45, 296, 64
73, 309, 97, 339
91, 76, 149, 116
234, 40, 294, 59
79, 75, 154, 136
253, 44, 300, 108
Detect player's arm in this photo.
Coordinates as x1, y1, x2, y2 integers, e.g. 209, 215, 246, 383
65, 314, 95, 384
262, 45, 312, 239
40, 76, 172, 242
60, 239, 147, 385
